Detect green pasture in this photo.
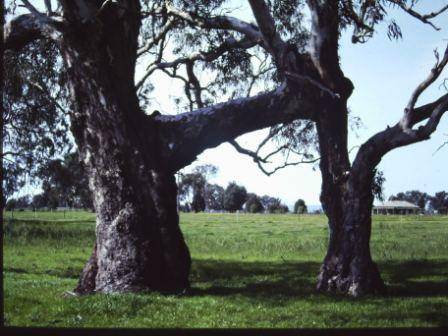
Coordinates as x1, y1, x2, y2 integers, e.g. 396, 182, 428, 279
2, 211, 448, 328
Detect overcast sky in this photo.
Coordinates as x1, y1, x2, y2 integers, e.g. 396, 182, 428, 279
168, 1, 448, 208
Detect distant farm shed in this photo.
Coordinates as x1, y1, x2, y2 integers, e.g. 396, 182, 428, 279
373, 201, 420, 215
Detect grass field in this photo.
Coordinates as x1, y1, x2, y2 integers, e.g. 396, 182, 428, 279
3, 210, 448, 328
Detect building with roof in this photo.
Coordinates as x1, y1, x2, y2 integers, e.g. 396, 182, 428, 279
372, 200, 420, 215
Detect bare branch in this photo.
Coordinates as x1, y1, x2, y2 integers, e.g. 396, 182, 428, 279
136, 36, 257, 89
433, 135, 448, 155
401, 45, 448, 130
44, 0, 53, 14
20, 0, 41, 16
137, 18, 175, 57
186, 62, 204, 109
352, 44, 448, 175
388, 0, 448, 30
228, 139, 268, 163
229, 138, 319, 176
164, 4, 265, 47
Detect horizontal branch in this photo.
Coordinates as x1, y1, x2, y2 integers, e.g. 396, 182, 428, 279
154, 83, 317, 171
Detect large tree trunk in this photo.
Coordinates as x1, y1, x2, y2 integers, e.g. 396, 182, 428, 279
59, 5, 190, 294
317, 174, 385, 296
315, 99, 384, 296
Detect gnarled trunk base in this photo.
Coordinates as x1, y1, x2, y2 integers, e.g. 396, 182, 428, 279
317, 255, 385, 297
317, 176, 386, 297
73, 173, 191, 295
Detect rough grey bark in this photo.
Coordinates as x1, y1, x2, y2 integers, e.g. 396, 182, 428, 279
316, 165, 385, 296
313, 91, 385, 296
58, 2, 192, 293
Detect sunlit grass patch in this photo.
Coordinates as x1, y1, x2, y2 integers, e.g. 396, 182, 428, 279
3, 211, 448, 328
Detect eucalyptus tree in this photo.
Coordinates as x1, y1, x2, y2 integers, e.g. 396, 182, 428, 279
4, 0, 448, 297
178, 164, 217, 212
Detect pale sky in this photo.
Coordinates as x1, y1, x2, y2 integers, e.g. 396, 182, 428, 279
141, 1, 448, 208
13, 1, 448, 209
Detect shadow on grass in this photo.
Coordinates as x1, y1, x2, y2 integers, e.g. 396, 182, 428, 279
5, 257, 447, 300
189, 258, 448, 301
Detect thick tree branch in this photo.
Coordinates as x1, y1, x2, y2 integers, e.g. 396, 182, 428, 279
247, 0, 286, 63
305, 0, 350, 94
154, 83, 317, 171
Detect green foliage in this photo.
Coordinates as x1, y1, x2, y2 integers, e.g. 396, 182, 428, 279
3, 38, 72, 201
245, 193, 264, 213
389, 190, 429, 210
191, 192, 206, 213
178, 165, 218, 211
293, 198, 307, 214
3, 211, 448, 328
261, 195, 289, 213
430, 191, 448, 214
36, 152, 93, 210
223, 182, 247, 212
204, 183, 225, 211
372, 169, 386, 202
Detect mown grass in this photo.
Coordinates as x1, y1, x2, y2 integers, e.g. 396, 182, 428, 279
2, 211, 448, 328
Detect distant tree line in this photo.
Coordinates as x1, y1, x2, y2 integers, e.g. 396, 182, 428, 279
5, 152, 93, 211
5, 160, 309, 215
389, 190, 448, 214
177, 165, 307, 214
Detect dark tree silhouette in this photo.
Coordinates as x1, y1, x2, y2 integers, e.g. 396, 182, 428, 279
223, 182, 247, 212
294, 199, 307, 214
36, 152, 93, 209
245, 193, 264, 213
429, 191, 448, 214
389, 190, 429, 210
260, 195, 289, 214
204, 183, 225, 211
178, 164, 217, 212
